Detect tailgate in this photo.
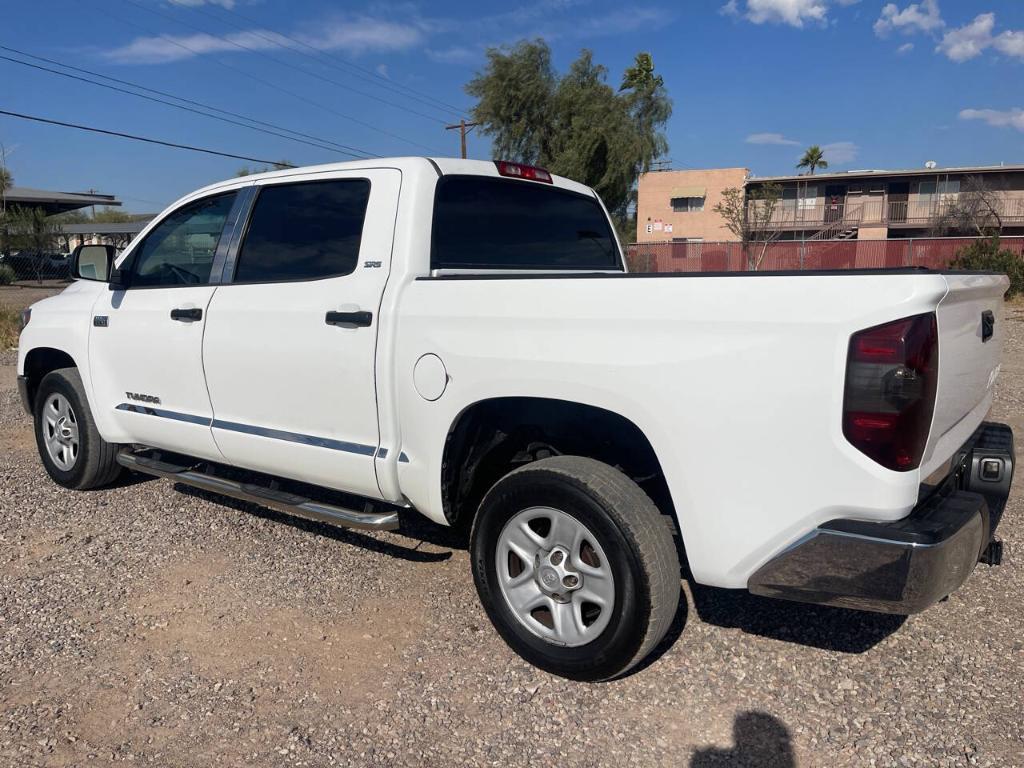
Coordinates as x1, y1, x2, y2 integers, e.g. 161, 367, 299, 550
921, 272, 1009, 474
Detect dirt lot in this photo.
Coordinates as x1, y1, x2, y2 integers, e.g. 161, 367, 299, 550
1, 293, 1022, 767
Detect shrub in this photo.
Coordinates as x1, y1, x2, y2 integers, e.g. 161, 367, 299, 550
0, 263, 15, 285
949, 237, 1024, 299
0, 308, 19, 348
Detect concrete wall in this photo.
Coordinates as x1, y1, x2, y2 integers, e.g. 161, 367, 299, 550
636, 168, 748, 242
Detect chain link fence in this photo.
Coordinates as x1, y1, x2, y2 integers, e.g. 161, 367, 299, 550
625, 236, 1024, 273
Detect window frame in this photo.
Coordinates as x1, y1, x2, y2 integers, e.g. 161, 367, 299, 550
670, 196, 705, 213
429, 174, 623, 272
120, 190, 242, 290
224, 176, 374, 286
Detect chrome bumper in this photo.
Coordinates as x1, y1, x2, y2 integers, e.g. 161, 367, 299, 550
748, 422, 1014, 614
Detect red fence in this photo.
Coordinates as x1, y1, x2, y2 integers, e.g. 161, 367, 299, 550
626, 237, 1024, 273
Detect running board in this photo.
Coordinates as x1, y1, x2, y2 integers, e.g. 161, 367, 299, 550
116, 450, 400, 532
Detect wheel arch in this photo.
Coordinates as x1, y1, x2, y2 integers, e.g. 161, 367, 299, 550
440, 396, 678, 533
21, 347, 79, 413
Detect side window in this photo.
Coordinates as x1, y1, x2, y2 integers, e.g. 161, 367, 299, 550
233, 179, 371, 283
129, 192, 237, 287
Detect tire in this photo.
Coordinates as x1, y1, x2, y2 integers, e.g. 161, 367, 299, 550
470, 456, 680, 681
33, 367, 122, 490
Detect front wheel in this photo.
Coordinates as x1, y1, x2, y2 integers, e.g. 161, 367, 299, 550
33, 367, 122, 490
470, 456, 680, 681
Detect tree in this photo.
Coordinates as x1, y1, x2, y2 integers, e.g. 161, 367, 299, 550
3, 206, 63, 281
796, 145, 828, 175
0, 168, 12, 249
950, 236, 1023, 298
236, 160, 293, 177
929, 175, 1004, 237
0, 166, 12, 205
466, 40, 672, 226
713, 183, 783, 270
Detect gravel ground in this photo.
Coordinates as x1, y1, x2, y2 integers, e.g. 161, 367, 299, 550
1, 302, 1023, 768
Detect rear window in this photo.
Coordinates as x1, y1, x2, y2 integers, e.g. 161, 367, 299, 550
431, 175, 621, 271
233, 179, 370, 283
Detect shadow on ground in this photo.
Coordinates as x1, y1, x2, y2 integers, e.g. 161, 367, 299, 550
689, 582, 905, 653
691, 711, 795, 767
174, 484, 455, 563
167, 481, 901, 656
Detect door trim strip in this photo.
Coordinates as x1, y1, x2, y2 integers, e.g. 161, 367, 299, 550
114, 403, 408, 460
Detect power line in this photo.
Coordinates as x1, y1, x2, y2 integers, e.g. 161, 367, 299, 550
179, 1, 458, 124
0, 44, 373, 159
0, 108, 300, 166
0, 52, 369, 160
115, 0, 443, 154
198, 3, 469, 119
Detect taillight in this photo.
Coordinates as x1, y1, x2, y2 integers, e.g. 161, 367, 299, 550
495, 160, 553, 183
843, 313, 938, 471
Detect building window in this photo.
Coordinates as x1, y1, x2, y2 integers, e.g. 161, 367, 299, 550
671, 196, 705, 212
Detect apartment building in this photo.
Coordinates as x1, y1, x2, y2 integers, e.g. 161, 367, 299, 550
637, 163, 1024, 243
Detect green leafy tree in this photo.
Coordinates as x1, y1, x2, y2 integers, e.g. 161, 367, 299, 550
466, 40, 672, 225
0, 166, 12, 202
797, 145, 828, 175
236, 160, 293, 177
950, 236, 1023, 298
3, 206, 63, 281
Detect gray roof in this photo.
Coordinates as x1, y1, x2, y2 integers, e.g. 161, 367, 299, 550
750, 163, 1024, 184
2, 186, 121, 214
60, 221, 150, 235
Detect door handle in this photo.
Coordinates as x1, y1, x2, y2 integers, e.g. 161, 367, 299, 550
325, 310, 372, 328
170, 307, 203, 322
982, 310, 995, 342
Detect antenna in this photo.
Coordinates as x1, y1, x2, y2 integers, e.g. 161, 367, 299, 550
925, 160, 937, 169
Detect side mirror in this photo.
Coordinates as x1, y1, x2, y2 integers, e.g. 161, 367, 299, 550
71, 244, 126, 288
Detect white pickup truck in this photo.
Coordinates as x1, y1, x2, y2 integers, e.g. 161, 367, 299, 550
17, 158, 1015, 680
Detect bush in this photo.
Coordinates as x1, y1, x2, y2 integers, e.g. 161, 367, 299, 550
949, 237, 1024, 298
0, 263, 15, 285
0, 308, 19, 348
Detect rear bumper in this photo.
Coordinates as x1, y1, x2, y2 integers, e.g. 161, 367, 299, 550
17, 375, 31, 415
748, 421, 1014, 614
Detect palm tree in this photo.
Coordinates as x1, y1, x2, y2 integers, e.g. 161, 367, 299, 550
796, 145, 828, 175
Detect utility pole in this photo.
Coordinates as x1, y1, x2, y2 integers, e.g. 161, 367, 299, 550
445, 119, 479, 159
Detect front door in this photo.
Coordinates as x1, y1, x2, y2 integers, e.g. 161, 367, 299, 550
888, 182, 909, 223
201, 169, 400, 500
88, 190, 243, 461
824, 184, 846, 223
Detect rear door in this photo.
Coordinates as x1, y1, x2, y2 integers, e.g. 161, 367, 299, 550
201, 169, 400, 499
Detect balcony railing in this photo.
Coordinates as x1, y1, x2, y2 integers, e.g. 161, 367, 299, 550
749, 195, 1024, 229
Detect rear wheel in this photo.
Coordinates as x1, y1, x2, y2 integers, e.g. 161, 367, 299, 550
34, 367, 122, 490
470, 456, 680, 681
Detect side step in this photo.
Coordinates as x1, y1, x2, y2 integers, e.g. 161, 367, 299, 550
117, 450, 400, 532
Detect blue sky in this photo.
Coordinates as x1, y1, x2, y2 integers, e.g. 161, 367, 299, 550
1, 0, 1022, 212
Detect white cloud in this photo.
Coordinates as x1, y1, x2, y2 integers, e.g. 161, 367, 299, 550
720, 0, 864, 28
375, 63, 389, 79
424, 46, 479, 64
106, 18, 424, 63
873, 0, 943, 37
746, 132, 801, 145
741, 0, 829, 27
994, 29, 1024, 59
937, 13, 995, 62
897, 42, 914, 53
169, 0, 236, 8
821, 141, 858, 165
959, 108, 1024, 132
